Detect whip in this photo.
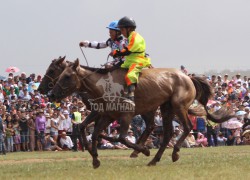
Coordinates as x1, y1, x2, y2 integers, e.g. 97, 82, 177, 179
80, 46, 89, 66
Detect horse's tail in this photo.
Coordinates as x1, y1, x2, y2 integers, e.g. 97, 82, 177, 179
188, 104, 206, 116
190, 76, 234, 123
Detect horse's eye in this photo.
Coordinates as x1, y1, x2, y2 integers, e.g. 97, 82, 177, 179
65, 75, 70, 79
48, 70, 54, 74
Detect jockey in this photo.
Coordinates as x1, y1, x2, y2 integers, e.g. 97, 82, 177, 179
79, 20, 126, 68
111, 16, 151, 105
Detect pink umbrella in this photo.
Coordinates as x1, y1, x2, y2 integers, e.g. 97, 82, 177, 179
5, 66, 20, 73
207, 99, 217, 106
224, 119, 243, 129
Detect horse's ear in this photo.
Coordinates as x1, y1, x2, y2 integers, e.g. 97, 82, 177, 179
73, 58, 80, 70
56, 56, 66, 65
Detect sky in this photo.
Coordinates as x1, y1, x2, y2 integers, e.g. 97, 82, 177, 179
1, 0, 250, 77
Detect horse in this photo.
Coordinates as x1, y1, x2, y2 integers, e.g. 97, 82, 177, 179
38, 56, 102, 154
38, 57, 152, 159
49, 59, 234, 168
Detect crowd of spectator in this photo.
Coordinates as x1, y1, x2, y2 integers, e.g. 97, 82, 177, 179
1, 70, 250, 155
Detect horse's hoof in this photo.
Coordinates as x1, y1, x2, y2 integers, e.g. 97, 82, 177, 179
147, 160, 156, 166
130, 152, 138, 158
93, 160, 101, 169
142, 147, 150, 157
172, 153, 180, 162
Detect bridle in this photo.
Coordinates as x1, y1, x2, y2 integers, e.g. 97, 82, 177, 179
55, 66, 104, 95
45, 62, 66, 89
45, 74, 60, 89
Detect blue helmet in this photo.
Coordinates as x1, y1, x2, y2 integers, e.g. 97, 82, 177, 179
106, 20, 120, 31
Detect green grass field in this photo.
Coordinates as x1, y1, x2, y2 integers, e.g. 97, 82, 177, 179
0, 146, 250, 180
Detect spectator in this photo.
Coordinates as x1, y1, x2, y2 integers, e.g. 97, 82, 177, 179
0, 111, 6, 155
235, 135, 242, 145
109, 128, 128, 149
242, 130, 250, 145
185, 130, 196, 147
45, 113, 51, 135
154, 110, 163, 143
19, 110, 29, 151
99, 130, 114, 149
64, 110, 72, 137
35, 109, 46, 151
71, 106, 84, 151
145, 135, 156, 149
217, 132, 227, 146
126, 129, 136, 144
50, 112, 60, 143
44, 134, 62, 151
175, 127, 190, 148
196, 116, 206, 136
226, 129, 236, 146
28, 112, 36, 151
223, 74, 230, 84
206, 121, 218, 147
5, 123, 14, 152
235, 73, 242, 84
60, 131, 74, 150
0, 87, 4, 103
13, 120, 21, 152
196, 132, 208, 147
21, 88, 31, 101
130, 115, 145, 141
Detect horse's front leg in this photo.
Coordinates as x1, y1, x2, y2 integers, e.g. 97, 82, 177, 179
91, 116, 112, 169
79, 111, 100, 155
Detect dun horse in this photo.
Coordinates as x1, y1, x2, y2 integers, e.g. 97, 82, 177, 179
38, 57, 153, 159
49, 59, 233, 168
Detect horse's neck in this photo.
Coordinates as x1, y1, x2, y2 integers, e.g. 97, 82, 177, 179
78, 69, 127, 98
79, 71, 104, 98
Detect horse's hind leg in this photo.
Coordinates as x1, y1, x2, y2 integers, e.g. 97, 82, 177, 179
148, 102, 174, 166
116, 114, 150, 156
172, 109, 193, 162
130, 111, 156, 158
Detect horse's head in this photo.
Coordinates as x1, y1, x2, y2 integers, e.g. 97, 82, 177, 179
49, 58, 83, 101
38, 56, 67, 94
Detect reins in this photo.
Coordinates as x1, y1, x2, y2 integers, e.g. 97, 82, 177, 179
80, 46, 89, 66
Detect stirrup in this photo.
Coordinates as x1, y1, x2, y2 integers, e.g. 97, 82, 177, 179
123, 96, 135, 106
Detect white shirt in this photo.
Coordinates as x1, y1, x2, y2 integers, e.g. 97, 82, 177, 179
45, 118, 51, 134
154, 115, 163, 126
65, 116, 72, 132
60, 136, 74, 148
126, 135, 136, 144
50, 117, 59, 132
58, 117, 67, 131
0, 92, 4, 102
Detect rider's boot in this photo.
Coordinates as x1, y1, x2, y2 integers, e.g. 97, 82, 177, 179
123, 84, 136, 106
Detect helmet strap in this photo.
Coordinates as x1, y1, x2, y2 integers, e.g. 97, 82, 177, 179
126, 28, 130, 38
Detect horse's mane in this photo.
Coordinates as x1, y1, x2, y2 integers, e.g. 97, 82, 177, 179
66, 60, 123, 74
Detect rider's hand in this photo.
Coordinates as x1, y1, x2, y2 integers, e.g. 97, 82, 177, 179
79, 40, 89, 47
